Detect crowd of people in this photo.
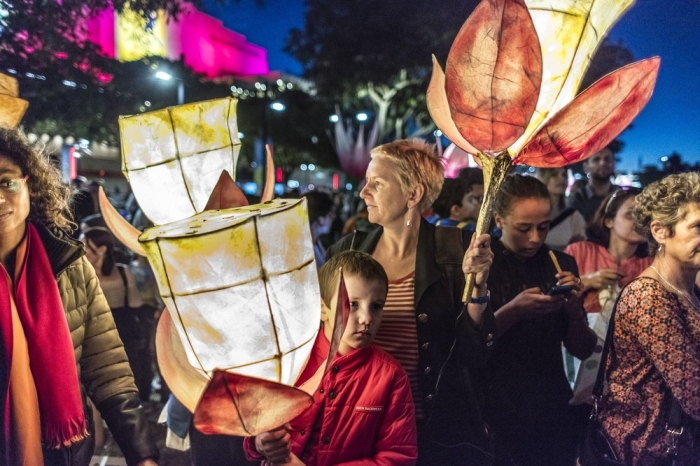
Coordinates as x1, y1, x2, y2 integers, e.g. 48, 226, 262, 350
1, 124, 699, 466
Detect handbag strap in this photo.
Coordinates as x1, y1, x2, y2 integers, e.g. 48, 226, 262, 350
117, 264, 129, 309
591, 278, 685, 435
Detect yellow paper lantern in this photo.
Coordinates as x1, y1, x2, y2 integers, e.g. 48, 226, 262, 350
119, 98, 241, 225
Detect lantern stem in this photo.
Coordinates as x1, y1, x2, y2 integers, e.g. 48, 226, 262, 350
462, 150, 512, 303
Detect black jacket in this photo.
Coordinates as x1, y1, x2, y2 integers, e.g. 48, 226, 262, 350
36, 224, 158, 466
327, 219, 496, 462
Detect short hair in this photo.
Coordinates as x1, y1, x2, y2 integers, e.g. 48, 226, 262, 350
370, 139, 444, 213
432, 178, 469, 218
586, 188, 647, 257
318, 251, 388, 308
301, 191, 334, 224
457, 167, 484, 191
633, 172, 700, 255
0, 127, 74, 231
493, 174, 549, 217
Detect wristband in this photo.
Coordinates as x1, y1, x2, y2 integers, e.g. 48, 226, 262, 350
469, 290, 490, 305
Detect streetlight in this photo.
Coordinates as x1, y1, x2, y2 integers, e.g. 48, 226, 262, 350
155, 71, 184, 105
270, 102, 286, 112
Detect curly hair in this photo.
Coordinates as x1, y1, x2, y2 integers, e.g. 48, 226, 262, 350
633, 172, 700, 255
370, 139, 444, 213
0, 127, 74, 231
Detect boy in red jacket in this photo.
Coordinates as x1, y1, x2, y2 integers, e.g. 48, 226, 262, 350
245, 251, 417, 466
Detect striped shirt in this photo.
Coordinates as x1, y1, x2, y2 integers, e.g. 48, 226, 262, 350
373, 271, 424, 419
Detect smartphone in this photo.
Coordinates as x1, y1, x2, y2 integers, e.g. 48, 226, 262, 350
546, 285, 574, 296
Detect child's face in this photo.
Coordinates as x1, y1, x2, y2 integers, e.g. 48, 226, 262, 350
323, 274, 386, 355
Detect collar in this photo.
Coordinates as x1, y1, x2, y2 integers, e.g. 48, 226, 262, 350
32, 222, 84, 278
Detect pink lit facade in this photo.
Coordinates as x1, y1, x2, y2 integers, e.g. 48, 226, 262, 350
87, 4, 269, 78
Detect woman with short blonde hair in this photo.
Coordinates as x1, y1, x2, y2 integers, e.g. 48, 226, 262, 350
327, 138, 496, 464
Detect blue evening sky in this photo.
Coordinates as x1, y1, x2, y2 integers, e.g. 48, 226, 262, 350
208, 0, 700, 172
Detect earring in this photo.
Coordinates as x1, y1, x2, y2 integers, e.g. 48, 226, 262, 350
406, 207, 413, 227
658, 244, 664, 254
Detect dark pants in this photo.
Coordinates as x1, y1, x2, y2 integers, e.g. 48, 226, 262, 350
189, 425, 258, 466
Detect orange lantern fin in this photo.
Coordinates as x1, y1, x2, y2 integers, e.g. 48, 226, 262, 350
426, 56, 478, 155
261, 144, 276, 203
204, 170, 249, 210
445, 0, 542, 152
517, 57, 660, 168
98, 187, 146, 256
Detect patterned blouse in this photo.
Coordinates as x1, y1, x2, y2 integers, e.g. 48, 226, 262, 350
601, 278, 700, 465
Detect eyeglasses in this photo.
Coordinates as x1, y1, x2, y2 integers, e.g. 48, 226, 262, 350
604, 186, 641, 214
0, 176, 28, 195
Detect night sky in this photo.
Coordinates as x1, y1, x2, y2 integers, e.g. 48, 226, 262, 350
207, 0, 700, 173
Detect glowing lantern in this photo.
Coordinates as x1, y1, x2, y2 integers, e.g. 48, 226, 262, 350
426, 0, 660, 300
101, 98, 344, 435
119, 98, 241, 225
0, 73, 29, 129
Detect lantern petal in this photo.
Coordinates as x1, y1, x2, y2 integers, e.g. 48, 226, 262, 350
510, 0, 635, 153
193, 370, 314, 436
445, 0, 542, 152
261, 145, 275, 203
156, 308, 210, 412
0, 74, 29, 129
518, 57, 660, 167
98, 187, 147, 256
426, 56, 478, 155
204, 171, 249, 210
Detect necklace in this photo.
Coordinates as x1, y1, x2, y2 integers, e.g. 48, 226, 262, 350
650, 265, 700, 310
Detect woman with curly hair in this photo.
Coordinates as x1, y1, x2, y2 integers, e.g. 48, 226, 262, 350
0, 127, 158, 465
600, 172, 700, 465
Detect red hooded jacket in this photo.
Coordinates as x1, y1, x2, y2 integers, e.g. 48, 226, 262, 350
245, 334, 417, 465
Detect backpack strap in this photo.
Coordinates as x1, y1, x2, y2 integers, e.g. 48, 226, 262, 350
550, 207, 576, 229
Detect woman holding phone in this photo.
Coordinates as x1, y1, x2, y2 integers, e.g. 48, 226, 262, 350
474, 174, 597, 466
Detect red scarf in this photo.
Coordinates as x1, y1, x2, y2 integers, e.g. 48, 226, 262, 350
1, 223, 87, 455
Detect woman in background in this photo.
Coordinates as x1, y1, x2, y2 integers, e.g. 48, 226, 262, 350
601, 172, 700, 464
564, 188, 650, 315
537, 168, 586, 251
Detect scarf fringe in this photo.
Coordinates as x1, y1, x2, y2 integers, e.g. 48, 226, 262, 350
43, 418, 90, 449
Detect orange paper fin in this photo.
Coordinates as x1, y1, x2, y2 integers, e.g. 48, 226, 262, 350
445, 0, 542, 152
517, 57, 660, 167
193, 371, 314, 436
261, 145, 276, 203
99, 187, 146, 256
204, 170, 249, 210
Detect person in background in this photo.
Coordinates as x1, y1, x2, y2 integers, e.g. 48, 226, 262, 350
601, 172, 700, 465
568, 146, 617, 223
246, 251, 417, 465
301, 191, 335, 267
327, 139, 496, 465
458, 167, 485, 204
432, 177, 481, 230
81, 227, 154, 403
538, 167, 586, 250
476, 174, 596, 466
0, 127, 157, 465
564, 188, 650, 315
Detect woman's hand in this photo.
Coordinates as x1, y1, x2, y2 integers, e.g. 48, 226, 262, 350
462, 234, 494, 290
510, 287, 566, 318
581, 268, 624, 291
255, 425, 292, 464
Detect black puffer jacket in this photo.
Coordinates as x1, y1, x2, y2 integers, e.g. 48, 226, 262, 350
36, 223, 159, 466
